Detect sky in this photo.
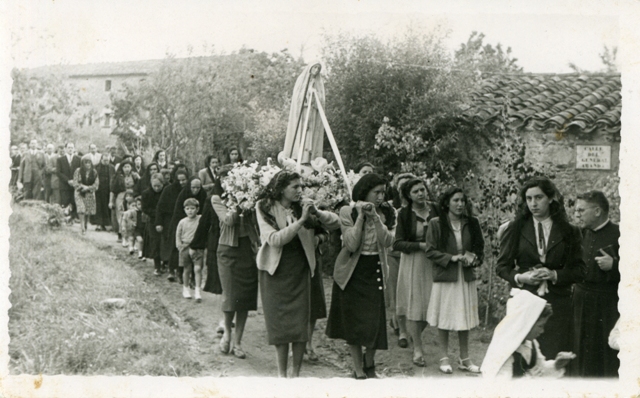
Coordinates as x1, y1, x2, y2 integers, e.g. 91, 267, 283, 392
6, 0, 621, 73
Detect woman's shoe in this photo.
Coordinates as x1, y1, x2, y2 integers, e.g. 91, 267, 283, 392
398, 333, 409, 348
412, 354, 426, 367
363, 353, 377, 378
307, 349, 319, 362
232, 347, 246, 359
439, 357, 453, 374
219, 338, 230, 354
458, 358, 480, 373
352, 371, 367, 380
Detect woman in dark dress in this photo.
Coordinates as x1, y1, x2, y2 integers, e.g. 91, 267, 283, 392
92, 155, 116, 231
132, 155, 145, 179
204, 194, 260, 360
256, 171, 340, 377
110, 159, 139, 242
136, 162, 159, 196
155, 168, 189, 281
326, 173, 396, 379
142, 173, 165, 275
190, 195, 222, 293
496, 176, 584, 360
152, 149, 168, 171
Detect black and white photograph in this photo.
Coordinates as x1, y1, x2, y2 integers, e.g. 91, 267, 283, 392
1, 1, 639, 397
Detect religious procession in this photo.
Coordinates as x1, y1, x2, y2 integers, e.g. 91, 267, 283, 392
9, 55, 622, 382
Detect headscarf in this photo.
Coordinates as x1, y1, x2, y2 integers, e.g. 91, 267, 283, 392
156, 168, 189, 215
170, 177, 207, 233
480, 289, 548, 379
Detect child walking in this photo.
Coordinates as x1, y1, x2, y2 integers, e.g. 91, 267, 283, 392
120, 190, 137, 253
133, 196, 145, 259
176, 198, 204, 302
481, 288, 576, 379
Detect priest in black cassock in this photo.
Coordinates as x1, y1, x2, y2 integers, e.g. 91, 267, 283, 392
571, 191, 620, 377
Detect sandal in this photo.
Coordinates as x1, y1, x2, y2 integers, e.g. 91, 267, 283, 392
307, 350, 319, 362
232, 346, 246, 359
219, 338, 230, 354
458, 358, 480, 373
439, 357, 453, 374
412, 354, 426, 367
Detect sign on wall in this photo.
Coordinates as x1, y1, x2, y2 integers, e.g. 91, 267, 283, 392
576, 145, 612, 170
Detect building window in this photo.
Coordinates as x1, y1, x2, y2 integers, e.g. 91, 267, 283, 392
103, 113, 112, 128
105, 80, 112, 91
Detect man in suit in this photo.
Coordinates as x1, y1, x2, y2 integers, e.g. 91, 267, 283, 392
88, 143, 102, 166
43, 144, 58, 203
57, 142, 81, 218
571, 191, 620, 377
9, 145, 20, 188
18, 139, 46, 200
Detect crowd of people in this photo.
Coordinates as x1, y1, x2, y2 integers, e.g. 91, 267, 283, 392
9, 141, 621, 380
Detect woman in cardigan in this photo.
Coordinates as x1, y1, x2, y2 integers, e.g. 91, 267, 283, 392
155, 168, 189, 282
73, 154, 100, 234
142, 173, 165, 275
386, 172, 415, 348
109, 159, 139, 242
496, 176, 584, 360
256, 170, 340, 377
425, 187, 484, 374
132, 155, 145, 179
393, 178, 438, 367
326, 173, 396, 379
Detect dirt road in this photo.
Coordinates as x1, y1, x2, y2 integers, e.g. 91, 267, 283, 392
82, 224, 490, 379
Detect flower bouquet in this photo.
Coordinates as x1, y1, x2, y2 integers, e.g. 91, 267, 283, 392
221, 161, 281, 211
221, 156, 355, 212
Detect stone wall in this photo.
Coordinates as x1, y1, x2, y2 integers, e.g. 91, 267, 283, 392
521, 126, 620, 221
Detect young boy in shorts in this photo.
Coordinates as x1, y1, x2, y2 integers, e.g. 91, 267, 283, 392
175, 198, 204, 302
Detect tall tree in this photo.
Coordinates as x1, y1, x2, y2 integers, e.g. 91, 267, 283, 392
110, 49, 304, 171
10, 69, 79, 144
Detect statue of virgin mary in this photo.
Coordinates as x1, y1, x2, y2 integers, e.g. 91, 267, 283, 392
282, 63, 325, 164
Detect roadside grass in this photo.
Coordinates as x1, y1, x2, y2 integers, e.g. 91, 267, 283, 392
8, 205, 218, 375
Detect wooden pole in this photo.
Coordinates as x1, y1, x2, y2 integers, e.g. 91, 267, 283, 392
313, 90, 351, 195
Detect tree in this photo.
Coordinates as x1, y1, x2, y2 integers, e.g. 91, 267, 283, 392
10, 68, 79, 144
568, 45, 618, 74
322, 28, 471, 177
453, 31, 523, 81
110, 49, 305, 171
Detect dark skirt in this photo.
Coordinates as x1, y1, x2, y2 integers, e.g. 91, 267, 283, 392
260, 236, 310, 345
203, 227, 222, 294
91, 189, 111, 226
536, 291, 573, 359
217, 237, 258, 312
143, 220, 161, 259
159, 217, 174, 262
326, 255, 387, 350
571, 283, 619, 377
310, 250, 327, 322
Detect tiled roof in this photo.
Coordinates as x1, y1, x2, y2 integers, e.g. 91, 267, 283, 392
461, 73, 621, 135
